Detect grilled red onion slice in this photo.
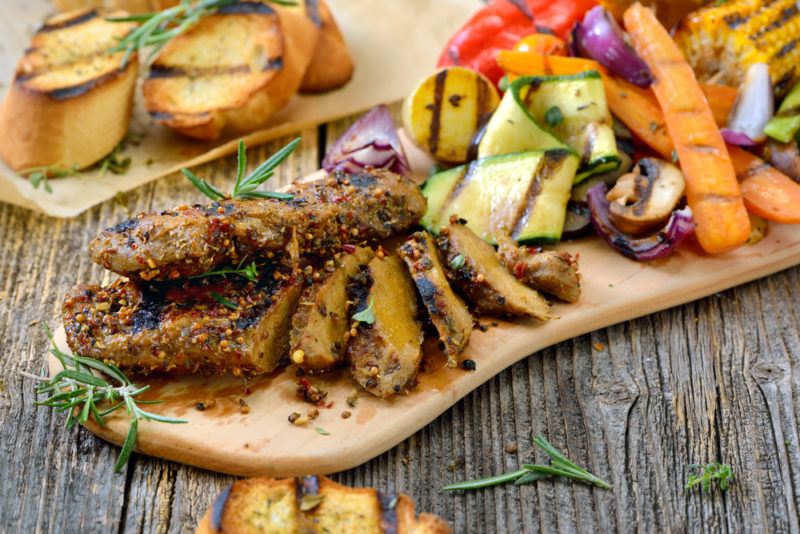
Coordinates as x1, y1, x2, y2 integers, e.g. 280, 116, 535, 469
323, 104, 410, 176
723, 63, 774, 146
572, 6, 653, 88
587, 184, 695, 261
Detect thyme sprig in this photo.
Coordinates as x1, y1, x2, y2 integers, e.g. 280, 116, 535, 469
20, 164, 79, 193
183, 138, 299, 202
108, 0, 297, 67
444, 436, 611, 491
22, 324, 187, 472
189, 259, 260, 282
686, 463, 733, 493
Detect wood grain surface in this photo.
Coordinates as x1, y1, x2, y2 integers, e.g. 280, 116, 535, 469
2, 108, 800, 533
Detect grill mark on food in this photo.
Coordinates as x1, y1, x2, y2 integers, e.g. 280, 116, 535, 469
378, 492, 399, 534
475, 76, 491, 130
217, 1, 276, 15
148, 64, 253, 79
775, 39, 798, 59
304, 0, 322, 26
632, 160, 660, 217
522, 81, 543, 108
724, 12, 749, 29
428, 69, 448, 155
512, 151, 568, 237
751, 5, 799, 41
39, 10, 97, 33
31, 67, 128, 100
443, 162, 475, 210
739, 162, 771, 179
507, 0, 534, 19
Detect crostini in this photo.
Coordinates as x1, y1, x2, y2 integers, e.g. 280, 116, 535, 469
0, 9, 138, 171
195, 475, 452, 534
143, 1, 319, 140
299, 0, 355, 93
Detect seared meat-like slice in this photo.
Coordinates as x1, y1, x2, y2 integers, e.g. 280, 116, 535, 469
290, 246, 374, 372
496, 237, 581, 303
437, 224, 551, 320
347, 256, 423, 398
89, 169, 425, 281
399, 231, 473, 367
63, 270, 302, 376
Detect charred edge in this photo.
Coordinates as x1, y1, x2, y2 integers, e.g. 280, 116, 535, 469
522, 81, 542, 108
131, 288, 166, 334
35, 67, 128, 101
305, 0, 322, 26
378, 492, 399, 534
39, 10, 97, 33
740, 162, 771, 179
217, 1, 276, 15
428, 69, 448, 155
415, 277, 441, 317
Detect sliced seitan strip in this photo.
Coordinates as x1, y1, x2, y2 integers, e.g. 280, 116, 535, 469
399, 231, 473, 368
290, 246, 374, 372
496, 237, 581, 303
437, 223, 551, 319
346, 255, 423, 398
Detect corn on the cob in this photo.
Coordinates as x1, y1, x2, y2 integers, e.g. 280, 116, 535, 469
676, 0, 800, 96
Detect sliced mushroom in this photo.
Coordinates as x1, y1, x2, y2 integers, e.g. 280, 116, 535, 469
606, 158, 685, 236
761, 139, 800, 182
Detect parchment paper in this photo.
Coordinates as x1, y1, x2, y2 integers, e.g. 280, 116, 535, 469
0, 0, 479, 217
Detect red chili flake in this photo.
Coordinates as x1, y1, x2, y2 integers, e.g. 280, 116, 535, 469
342, 244, 356, 254
513, 262, 526, 279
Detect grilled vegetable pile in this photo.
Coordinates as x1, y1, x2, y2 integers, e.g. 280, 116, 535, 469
407, 0, 800, 262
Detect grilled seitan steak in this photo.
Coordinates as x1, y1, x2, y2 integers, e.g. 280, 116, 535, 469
496, 237, 581, 303
195, 475, 452, 534
143, 1, 318, 140
399, 231, 473, 367
0, 9, 138, 171
347, 256, 423, 398
290, 246, 374, 372
89, 169, 426, 281
437, 224, 551, 320
63, 268, 302, 376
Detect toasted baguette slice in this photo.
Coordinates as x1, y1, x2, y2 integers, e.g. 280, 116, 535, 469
0, 9, 138, 171
399, 231, 473, 368
347, 255, 424, 398
53, 0, 170, 11
290, 246, 374, 372
437, 223, 552, 320
299, 0, 354, 93
143, 1, 319, 140
195, 475, 452, 534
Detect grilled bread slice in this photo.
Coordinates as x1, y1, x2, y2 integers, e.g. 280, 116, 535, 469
290, 246, 374, 372
0, 9, 138, 171
437, 223, 552, 320
63, 269, 302, 376
299, 0, 354, 93
53, 0, 173, 12
143, 1, 319, 140
496, 237, 581, 303
347, 255, 424, 398
195, 475, 452, 534
399, 231, 473, 368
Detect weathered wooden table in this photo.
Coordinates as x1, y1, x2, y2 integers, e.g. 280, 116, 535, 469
2, 110, 799, 533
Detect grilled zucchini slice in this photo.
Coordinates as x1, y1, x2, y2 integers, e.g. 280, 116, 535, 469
399, 231, 473, 367
347, 255, 423, 398
290, 247, 374, 372
479, 72, 619, 182
421, 150, 580, 244
143, 1, 318, 140
0, 9, 138, 171
403, 66, 500, 164
437, 223, 551, 320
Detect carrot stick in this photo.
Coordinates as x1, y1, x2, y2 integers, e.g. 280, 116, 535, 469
603, 76, 674, 157
624, 3, 749, 254
513, 34, 568, 56
728, 146, 800, 224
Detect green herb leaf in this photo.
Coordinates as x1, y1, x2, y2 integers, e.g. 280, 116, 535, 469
449, 254, 465, 270
315, 427, 330, 436
685, 463, 733, 493
299, 493, 325, 511
444, 469, 528, 491
210, 292, 238, 310
182, 169, 227, 201
23, 324, 187, 473
20, 164, 79, 194
352, 296, 375, 325
545, 106, 564, 128
189, 260, 260, 283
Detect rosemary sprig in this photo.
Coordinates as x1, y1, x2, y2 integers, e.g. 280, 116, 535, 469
189, 259, 260, 282
443, 435, 611, 491
685, 463, 733, 493
210, 291, 238, 310
108, 0, 297, 67
20, 164, 79, 193
182, 138, 299, 202
22, 324, 187, 472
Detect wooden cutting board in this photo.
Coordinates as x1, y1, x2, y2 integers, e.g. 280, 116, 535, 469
48, 221, 800, 477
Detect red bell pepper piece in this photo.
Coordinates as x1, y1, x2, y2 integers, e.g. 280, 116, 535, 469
437, 0, 596, 86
